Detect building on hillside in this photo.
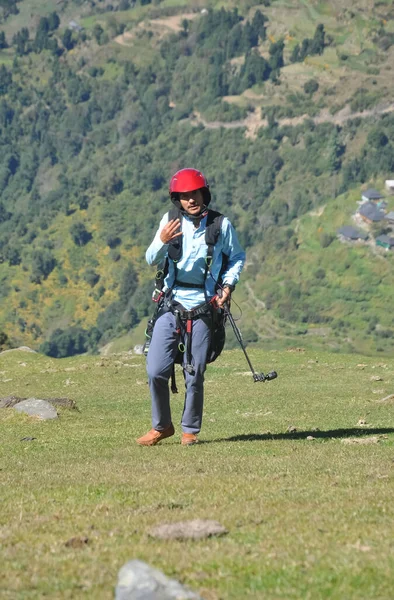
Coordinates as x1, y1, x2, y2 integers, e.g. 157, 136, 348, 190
376, 234, 394, 251
385, 180, 394, 193
69, 20, 83, 32
358, 201, 386, 224
385, 211, 394, 225
337, 226, 368, 241
361, 188, 383, 203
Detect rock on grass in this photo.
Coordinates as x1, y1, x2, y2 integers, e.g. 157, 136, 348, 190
13, 399, 58, 420
148, 519, 228, 540
115, 560, 202, 600
1, 396, 78, 410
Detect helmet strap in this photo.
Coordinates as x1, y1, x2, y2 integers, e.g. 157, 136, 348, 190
181, 204, 208, 225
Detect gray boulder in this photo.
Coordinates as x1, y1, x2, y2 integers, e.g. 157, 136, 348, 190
14, 398, 58, 420
115, 560, 202, 600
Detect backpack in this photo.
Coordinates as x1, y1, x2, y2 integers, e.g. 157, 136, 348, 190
143, 207, 228, 370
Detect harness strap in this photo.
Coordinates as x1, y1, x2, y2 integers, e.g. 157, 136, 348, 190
173, 297, 218, 375
184, 318, 193, 374
163, 296, 216, 319
170, 365, 178, 394
173, 280, 205, 289
160, 208, 225, 299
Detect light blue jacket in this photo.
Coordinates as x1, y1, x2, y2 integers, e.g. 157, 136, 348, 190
146, 211, 246, 310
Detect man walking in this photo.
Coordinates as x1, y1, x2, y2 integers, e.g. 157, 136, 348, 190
137, 168, 245, 446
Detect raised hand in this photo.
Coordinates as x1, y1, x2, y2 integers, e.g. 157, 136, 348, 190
160, 219, 182, 244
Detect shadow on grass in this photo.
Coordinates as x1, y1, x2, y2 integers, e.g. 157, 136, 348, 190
210, 428, 394, 443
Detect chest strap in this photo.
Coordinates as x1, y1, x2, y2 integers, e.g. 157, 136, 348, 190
158, 208, 224, 300
173, 280, 205, 289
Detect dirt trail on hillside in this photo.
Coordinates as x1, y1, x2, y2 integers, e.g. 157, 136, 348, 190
115, 13, 197, 46
189, 102, 394, 138
115, 31, 134, 46
149, 13, 197, 31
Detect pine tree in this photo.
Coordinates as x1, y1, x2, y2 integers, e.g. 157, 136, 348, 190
0, 31, 8, 49
62, 29, 74, 51
13, 28, 29, 56
0, 65, 12, 95
269, 39, 284, 72
48, 11, 60, 31
242, 22, 258, 52
299, 38, 311, 61
311, 24, 325, 55
290, 43, 300, 63
251, 10, 268, 42
226, 23, 243, 59
34, 19, 50, 53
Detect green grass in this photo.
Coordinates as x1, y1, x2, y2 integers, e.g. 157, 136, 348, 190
316, 1, 334, 17
0, 0, 59, 31
0, 49, 13, 65
79, 15, 100, 30
299, 0, 321, 22
270, 0, 301, 8
156, 0, 192, 8
100, 61, 123, 81
343, 49, 380, 74
2, 349, 394, 599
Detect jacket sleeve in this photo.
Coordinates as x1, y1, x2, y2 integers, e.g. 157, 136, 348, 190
145, 213, 170, 266
220, 218, 246, 286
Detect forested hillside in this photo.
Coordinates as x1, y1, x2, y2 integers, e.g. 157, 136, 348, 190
0, 0, 394, 356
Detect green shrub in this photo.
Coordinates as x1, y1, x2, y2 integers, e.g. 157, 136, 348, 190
70, 222, 92, 246
106, 235, 122, 249
350, 88, 383, 112
314, 268, 326, 280
241, 327, 259, 344
109, 249, 121, 262
320, 233, 335, 248
0, 331, 10, 351
83, 268, 100, 287
304, 79, 319, 95
30, 249, 56, 283
40, 327, 89, 357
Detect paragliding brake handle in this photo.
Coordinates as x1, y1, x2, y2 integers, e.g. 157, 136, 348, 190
253, 371, 278, 382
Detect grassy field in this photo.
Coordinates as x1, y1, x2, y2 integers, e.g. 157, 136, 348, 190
1, 348, 394, 599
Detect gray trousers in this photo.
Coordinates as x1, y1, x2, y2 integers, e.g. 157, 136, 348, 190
146, 311, 211, 434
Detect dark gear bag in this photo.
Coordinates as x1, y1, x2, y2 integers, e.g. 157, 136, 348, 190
207, 303, 226, 363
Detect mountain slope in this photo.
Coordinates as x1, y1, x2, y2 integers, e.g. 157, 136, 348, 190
0, 0, 393, 355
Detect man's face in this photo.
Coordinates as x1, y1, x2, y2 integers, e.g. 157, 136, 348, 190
179, 189, 204, 216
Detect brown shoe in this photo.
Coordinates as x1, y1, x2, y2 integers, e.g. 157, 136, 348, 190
137, 423, 175, 446
181, 433, 199, 446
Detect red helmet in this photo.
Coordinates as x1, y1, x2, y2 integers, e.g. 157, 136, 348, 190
169, 168, 211, 206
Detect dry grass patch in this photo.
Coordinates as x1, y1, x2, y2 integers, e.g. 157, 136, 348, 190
114, 11, 198, 46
